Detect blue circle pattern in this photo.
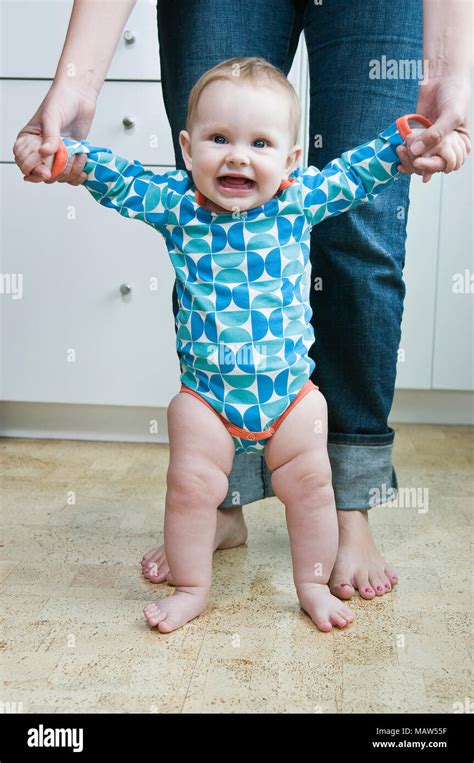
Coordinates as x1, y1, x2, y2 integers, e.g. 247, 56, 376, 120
61, 119, 406, 453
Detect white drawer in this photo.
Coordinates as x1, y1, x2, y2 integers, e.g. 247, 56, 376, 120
0, 0, 160, 79
3, 79, 176, 165
1, 163, 180, 407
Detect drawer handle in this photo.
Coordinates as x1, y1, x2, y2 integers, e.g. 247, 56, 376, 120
123, 30, 136, 45
122, 116, 135, 129
120, 284, 132, 295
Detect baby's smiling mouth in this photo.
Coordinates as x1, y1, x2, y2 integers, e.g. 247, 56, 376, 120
217, 174, 256, 191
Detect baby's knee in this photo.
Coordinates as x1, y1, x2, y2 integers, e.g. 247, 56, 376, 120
167, 460, 229, 507
271, 451, 333, 504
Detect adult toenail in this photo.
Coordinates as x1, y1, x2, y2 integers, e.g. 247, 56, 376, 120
376, 586, 383, 592
365, 588, 373, 593
392, 576, 398, 582
385, 584, 390, 589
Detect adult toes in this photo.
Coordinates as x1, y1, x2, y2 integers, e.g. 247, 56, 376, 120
144, 568, 168, 583
141, 553, 162, 568
380, 571, 392, 592
370, 574, 387, 596
329, 580, 355, 600
141, 548, 160, 564
385, 566, 398, 586
144, 561, 169, 581
353, 572, 376, 599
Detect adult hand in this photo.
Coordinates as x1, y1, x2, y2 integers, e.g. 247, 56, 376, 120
396, 74, 471, 179
13, 83, 97, 183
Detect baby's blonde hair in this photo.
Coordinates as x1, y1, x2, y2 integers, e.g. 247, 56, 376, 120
186, 56, 301, 147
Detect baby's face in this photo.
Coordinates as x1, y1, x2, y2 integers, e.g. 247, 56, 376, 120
179, 79, 301, 213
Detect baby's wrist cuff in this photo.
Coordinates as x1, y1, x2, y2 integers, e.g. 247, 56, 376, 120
49, 139, 69, 179
396, 113, 432, 141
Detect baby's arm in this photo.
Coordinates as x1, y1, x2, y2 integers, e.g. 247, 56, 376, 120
301, 114, 432, 227
50, 136, 170, 232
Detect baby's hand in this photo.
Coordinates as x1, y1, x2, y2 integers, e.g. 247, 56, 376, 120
13, 133, 87, 185
397, 127, 471, 183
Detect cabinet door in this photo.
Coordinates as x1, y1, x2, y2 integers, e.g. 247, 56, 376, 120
432, 154, 473, 390
396, 173, 441, 389
0, 0, 161, 80
0, 164, 180, 407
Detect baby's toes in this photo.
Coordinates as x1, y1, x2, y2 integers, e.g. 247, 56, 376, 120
330, 611, 349, 628
339, 606, 354, 624
315, 617, 333, 632
143, 603, 167, 627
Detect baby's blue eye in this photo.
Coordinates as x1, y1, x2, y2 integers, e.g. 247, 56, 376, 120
213, 135, 227, 144
253, 139, 267, 148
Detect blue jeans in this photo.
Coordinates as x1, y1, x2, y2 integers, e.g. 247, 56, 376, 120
157, 0, 422, 510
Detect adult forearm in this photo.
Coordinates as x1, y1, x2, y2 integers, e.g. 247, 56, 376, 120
53, 0, 138, 96
423, 0, 473, 77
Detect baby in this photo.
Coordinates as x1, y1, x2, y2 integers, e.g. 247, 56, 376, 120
14, 57, 464, 633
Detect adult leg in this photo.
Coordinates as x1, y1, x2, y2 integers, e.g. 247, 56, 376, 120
301, 0, 423, 599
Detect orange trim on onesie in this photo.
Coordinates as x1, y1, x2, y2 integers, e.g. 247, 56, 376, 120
395, 113, 432, 140
179, 379, 319, 441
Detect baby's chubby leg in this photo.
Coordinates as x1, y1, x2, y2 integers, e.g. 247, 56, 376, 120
144, 392, 235, 632
265, 388, 354, 632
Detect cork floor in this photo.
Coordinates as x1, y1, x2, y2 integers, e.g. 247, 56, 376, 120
0, 424, 472, 714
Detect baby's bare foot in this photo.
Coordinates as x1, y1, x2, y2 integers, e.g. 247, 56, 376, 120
143, 586, 208, 633
141, 506, 247, 583
297, 583, 354, 632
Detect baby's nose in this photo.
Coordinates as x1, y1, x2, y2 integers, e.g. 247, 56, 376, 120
227, 151, 250, 165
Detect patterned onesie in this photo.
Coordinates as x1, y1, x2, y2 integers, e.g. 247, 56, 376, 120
54, 114, 429, 453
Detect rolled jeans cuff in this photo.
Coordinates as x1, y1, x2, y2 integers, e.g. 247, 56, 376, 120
218, 437, 398, 511
327, 439, 398, 510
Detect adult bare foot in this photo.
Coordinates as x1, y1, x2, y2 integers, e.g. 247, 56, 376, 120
328, 510, 398, 600
141, 506, 247, 584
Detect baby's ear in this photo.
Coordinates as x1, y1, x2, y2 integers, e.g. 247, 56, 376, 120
179, 130, 193, 170
286, 144, 302, 173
